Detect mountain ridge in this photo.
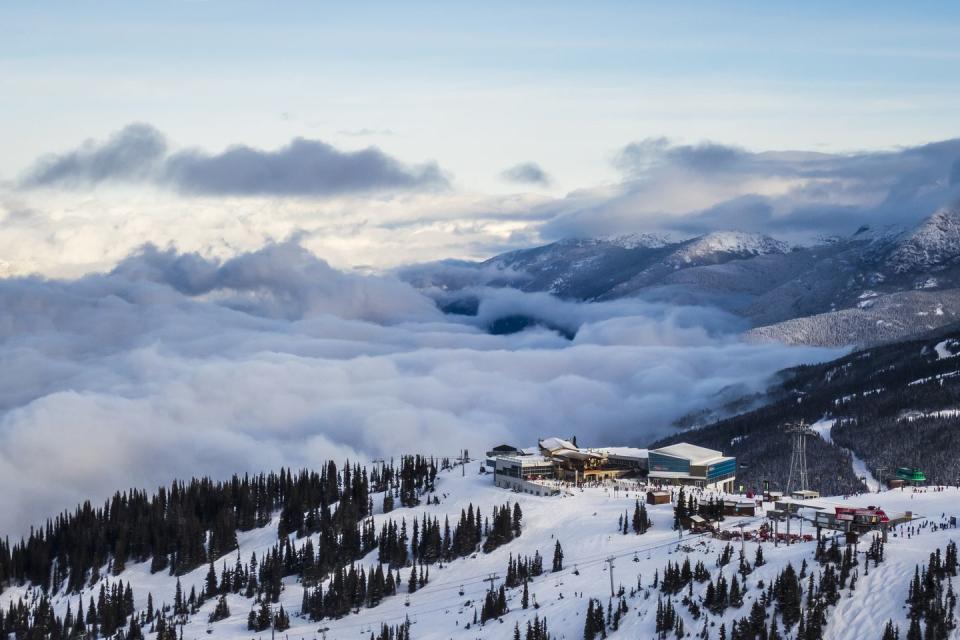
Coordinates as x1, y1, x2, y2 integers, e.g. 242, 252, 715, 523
401, 204, 960, 347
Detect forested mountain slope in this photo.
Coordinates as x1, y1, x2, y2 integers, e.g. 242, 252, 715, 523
1, 457, 958, 640
653, 323, 960, 494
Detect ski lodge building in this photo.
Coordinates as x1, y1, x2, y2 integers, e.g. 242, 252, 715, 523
487, 437, 735, 492
647, 443, 737, 492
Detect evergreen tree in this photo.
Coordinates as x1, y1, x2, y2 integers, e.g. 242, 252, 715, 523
553, 541, 564, 572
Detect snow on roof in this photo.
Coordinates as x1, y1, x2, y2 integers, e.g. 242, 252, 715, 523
650, 442, 726, 465
539, 437, 577, 452
498, 455, 553, 465
553, 449, 604, 460
597, 446, 648, 459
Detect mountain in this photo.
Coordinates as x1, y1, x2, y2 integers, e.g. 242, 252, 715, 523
887, 206, 960, 274
402, 204, 960, 347
656, 322, 960, 495
479, 230, 789, 301
0, 450, 957, 639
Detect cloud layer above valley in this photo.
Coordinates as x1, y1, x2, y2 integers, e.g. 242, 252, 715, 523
0, 241, 837, 536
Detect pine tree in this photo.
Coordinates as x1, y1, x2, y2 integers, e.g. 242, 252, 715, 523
585, 599, 597, 640
208, 595, 230, 623
553, 541, 564, 572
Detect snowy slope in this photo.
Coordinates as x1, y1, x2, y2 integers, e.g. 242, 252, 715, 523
667, 232, 789, 265
888, 205, 960, 274
401, 206, 960, 347
4, 467, 958, 640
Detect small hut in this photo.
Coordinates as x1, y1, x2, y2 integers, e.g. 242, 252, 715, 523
647, 490, 671, 505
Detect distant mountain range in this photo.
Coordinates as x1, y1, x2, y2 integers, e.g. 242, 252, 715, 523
401, 204, 960, 347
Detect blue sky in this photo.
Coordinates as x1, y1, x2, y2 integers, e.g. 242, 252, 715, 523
2, 2, 960, 274
5, 2, 960, 181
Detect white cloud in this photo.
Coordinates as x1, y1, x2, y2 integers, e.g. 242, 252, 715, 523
0, 241, 837, 535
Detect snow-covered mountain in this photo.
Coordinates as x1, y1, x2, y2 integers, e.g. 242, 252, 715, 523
667, 231, 789, 265
402, 205, 960, 347
4, 328, 960, 640
1, 462, 956, 640
887, 205, 960, 274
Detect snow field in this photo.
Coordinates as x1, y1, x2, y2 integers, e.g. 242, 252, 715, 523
2, 469, 958, 639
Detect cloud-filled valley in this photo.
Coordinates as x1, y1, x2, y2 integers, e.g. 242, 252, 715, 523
7, 123, 960, 539
0, 241, 838, 535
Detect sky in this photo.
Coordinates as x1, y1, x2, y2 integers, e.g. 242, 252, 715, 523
3, 1, 960, 276
0, 2, 958, 533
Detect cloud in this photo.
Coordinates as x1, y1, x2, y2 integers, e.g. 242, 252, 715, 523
21, 124, 448, 196
540, 137, 960, 241
0, 240, 836, 535
164, 138, 447, 196
22, 124, 167, 188
501, 162, 551, 186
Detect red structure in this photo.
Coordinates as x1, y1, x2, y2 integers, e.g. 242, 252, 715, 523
834, 506, 890, 526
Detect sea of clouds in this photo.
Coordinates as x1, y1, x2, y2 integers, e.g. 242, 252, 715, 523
0, 240, 839, 535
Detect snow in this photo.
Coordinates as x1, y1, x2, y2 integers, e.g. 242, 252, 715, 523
934, 339, 960, 360
899, 408, 960, 421
810, 417, 835, 443
847, 451, 880, 493
601, 233, 671, 250
833, 389, 884, 404
909, 370, 960, 386
596, 446, 649, 459
810, 417, 879, 492
888, 205, 960, 274
671, 231, 789, 264
3, 469, 960, 640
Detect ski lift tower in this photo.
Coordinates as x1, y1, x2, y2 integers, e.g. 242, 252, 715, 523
785, 421, 817, 495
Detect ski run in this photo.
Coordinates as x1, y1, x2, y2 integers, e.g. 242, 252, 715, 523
1, 466, 957, 640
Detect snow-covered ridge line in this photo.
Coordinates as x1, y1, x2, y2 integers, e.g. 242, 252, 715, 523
669, 231, 790, 264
